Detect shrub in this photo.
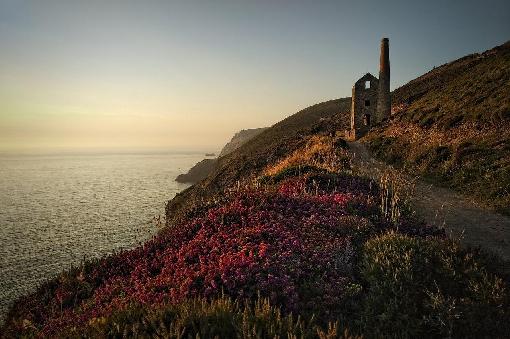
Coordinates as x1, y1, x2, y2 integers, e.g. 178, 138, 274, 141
63, 295, 360, 338
360, 232, 509, 338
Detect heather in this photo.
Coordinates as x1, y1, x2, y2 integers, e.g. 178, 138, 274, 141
3, 173, 381, 336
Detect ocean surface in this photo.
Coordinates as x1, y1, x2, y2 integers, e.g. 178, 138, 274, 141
0, 152, 204, 320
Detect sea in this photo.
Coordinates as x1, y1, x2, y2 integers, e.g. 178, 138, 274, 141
0, 152, 205, 321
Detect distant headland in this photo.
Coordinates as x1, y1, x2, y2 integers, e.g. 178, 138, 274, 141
175, 127, 268, 183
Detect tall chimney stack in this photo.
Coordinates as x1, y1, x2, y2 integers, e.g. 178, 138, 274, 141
377, 37, 390, 123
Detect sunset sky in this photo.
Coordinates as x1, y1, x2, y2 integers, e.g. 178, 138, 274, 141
1, 0, 509, 153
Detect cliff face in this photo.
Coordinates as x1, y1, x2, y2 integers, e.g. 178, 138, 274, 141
175, 127, 269, 184
219, 128, 268, 157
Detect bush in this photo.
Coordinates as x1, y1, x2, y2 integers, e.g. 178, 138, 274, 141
62, 295, 359, 338
360, 232, 509, 338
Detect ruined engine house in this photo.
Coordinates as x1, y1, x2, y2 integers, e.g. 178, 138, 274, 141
345, 38, 391, 140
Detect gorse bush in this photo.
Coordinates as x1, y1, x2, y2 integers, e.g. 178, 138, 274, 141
360, 232, 509, 338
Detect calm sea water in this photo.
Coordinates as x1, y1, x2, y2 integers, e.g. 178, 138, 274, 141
0, 152, 204, 320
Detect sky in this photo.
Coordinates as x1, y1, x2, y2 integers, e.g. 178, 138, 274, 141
1, 0, 509, 153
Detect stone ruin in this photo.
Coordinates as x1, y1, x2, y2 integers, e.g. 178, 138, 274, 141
345, 38, 391, 140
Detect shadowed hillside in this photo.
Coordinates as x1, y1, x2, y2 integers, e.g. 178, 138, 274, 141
365, 41, 510, 214
219, 127, 269, 157
392, 41, 510, 126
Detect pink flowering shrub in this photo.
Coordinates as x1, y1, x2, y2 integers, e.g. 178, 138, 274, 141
4, 177, 378, 336
3, 172, 506, 338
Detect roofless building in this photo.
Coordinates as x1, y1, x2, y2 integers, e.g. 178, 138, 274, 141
345, 38, 391, 140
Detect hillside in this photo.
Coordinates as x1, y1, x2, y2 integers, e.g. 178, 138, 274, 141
3, 133, 508, 338
166, 98, 351, 225
175, 158, 218, 184
3, 43, 510, 338
219, 127, 269, 157
364, 41, 510, 214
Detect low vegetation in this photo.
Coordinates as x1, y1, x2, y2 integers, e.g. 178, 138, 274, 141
165, 98, 351, 226
262, 135, 349, 177
361, 232, 508, 338
26, 296, 358, 338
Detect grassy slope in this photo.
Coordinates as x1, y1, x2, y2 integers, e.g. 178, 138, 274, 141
364, 41, 510, 214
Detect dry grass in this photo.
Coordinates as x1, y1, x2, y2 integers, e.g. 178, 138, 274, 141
379, 169, 416, 224
378, 121, 510, 150
264, 136, 350, 176
365, 121, 510, 214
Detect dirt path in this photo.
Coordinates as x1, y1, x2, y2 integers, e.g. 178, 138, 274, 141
348, 141, 510, 267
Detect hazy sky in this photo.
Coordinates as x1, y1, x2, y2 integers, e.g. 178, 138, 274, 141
1, 0, 509, 153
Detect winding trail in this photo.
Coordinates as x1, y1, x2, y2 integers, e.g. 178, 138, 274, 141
348, 141, 510, 268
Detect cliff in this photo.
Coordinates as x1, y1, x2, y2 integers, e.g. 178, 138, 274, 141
218, 127, 268, 157
174, 158, 218, 184
175, 127, 268, 184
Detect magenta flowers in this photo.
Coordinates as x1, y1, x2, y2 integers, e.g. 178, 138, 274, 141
8, 176, 382, 336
